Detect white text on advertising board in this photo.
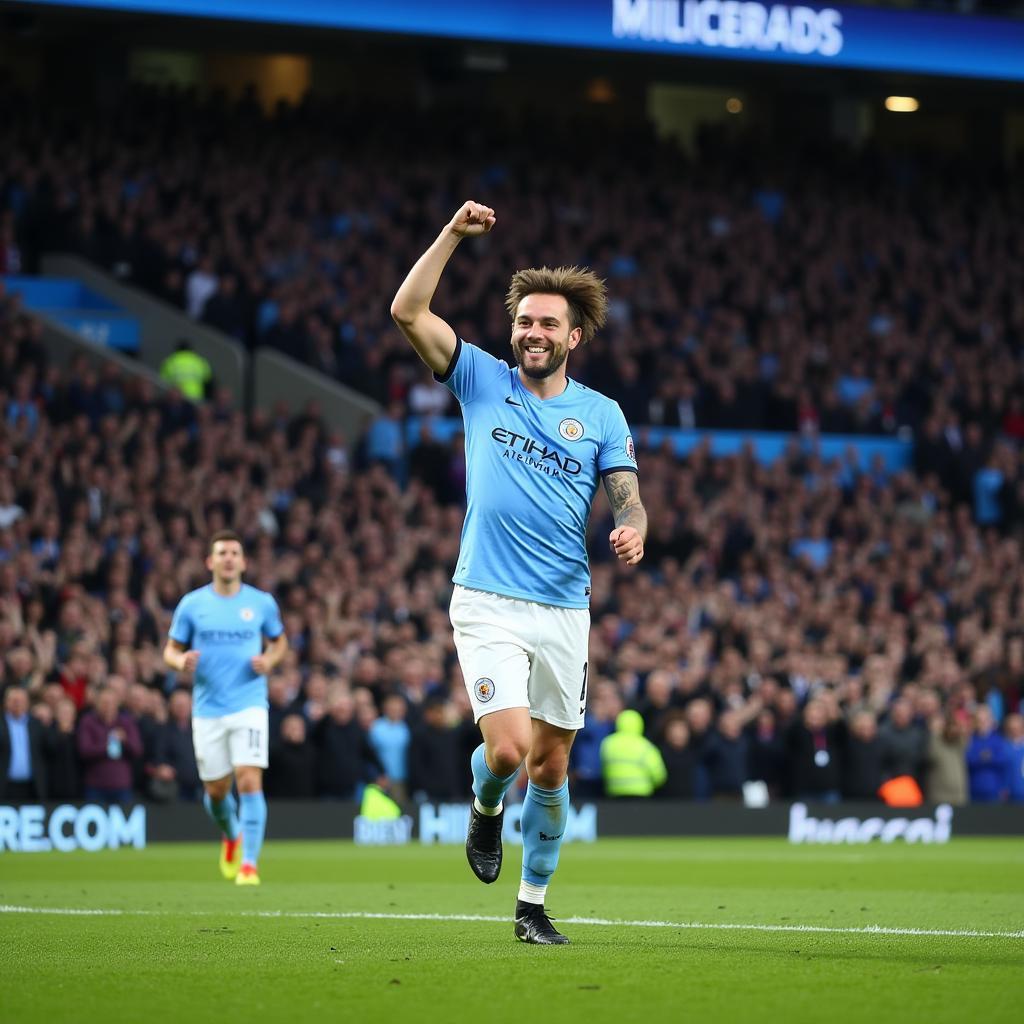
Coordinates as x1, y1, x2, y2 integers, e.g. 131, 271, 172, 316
788, 803, 953, 844
0, 804, 147, 852
613, 0, 843, 56
417, 802, 598, 845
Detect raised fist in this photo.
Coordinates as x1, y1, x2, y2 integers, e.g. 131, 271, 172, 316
449, 201, 496, 238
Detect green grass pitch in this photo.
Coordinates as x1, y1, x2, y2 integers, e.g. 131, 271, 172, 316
2, 837, 1022, 1023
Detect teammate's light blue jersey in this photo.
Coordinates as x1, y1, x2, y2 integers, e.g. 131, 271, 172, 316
439, 339, 637, 609
168, 583, 284, 718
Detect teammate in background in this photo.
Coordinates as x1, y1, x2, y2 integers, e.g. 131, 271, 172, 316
391, 202, 647, 944
163, 530, 287, 886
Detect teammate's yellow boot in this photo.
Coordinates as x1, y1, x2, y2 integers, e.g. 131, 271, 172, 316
235, 862, 261, 886
219, 835, 243, 881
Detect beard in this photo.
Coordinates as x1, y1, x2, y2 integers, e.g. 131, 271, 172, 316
512, 341, 569, 380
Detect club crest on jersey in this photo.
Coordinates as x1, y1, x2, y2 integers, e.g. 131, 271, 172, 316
474, 677, 495, 703
239, 608, 255, 622
625, 435, 636, 462
558, 418, 584, 442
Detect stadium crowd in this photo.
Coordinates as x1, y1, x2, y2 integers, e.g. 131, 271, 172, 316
1, 277, 1023, 808
4, 86, 1024, 447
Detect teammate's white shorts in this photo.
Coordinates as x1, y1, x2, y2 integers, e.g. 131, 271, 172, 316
450, 585, 590, 731
192, 706, 270, 782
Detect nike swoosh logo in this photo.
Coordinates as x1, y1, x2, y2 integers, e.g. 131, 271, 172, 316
504, 396, 522, 406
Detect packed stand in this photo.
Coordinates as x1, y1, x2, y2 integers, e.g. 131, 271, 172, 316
0, 297, 479, 805
3, 85, 1024, 458
1, 289, 1023, 807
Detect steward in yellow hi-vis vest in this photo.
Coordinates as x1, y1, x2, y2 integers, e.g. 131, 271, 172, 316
160, 340, 212, 401
599, 709, 667, 797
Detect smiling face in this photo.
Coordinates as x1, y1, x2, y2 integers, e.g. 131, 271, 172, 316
510, 293, 581, 382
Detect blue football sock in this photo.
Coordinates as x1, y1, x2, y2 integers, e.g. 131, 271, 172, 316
471, 743, 519, 810
239, 791, 267, 866
203, 791, 240, 841
521, 779, 569, 887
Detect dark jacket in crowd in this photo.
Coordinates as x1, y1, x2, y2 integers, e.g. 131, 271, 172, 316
657, 743, 697, 799
570, 718, 615, 798
45, 726, 81, 800
269, 696, 299, 743
746, 724, 787, 795
157, 719, 201, 794
267, 738, 317, 799
704, 730, 749, 797
134, 712, 164, 794
455, 719, 482, 787
878, 722, 927, 783
408, 721, 464, 802
688, 726, 714, 800
840, 729, 886, 801
314, 717, 383, 798
786, 721, 842, 798
0, 712, 48, 800
635, 695, 682, 740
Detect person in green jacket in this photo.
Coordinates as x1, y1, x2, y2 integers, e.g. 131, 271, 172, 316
600, 709, 667, 797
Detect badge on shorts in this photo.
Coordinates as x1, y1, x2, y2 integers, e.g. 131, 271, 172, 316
474, 677, 495, 703
558, 418, 584, 442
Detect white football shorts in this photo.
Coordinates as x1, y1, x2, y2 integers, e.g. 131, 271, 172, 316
449, 585, 591, 731
191, 706, 270, 781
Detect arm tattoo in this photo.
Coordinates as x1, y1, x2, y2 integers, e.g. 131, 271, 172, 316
604, 471, 648, 540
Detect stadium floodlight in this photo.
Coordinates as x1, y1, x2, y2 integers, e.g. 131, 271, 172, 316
884, 96, 920, 113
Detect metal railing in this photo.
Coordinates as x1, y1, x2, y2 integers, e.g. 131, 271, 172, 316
253, 346, 381, 441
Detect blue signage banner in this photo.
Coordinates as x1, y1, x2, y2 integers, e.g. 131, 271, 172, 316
2, 276, 141, 353
20, 0, 1024, 81
405, 417, 913, 475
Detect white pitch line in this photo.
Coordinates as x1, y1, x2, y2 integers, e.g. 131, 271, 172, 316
0, 905, 138, 916
2, 905, 1022, 940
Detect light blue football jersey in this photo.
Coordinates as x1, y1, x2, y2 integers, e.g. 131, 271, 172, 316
438, 339, 637, 609
168, 583, 284, 717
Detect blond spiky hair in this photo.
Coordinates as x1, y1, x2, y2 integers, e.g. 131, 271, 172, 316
505, 266, 608, 345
